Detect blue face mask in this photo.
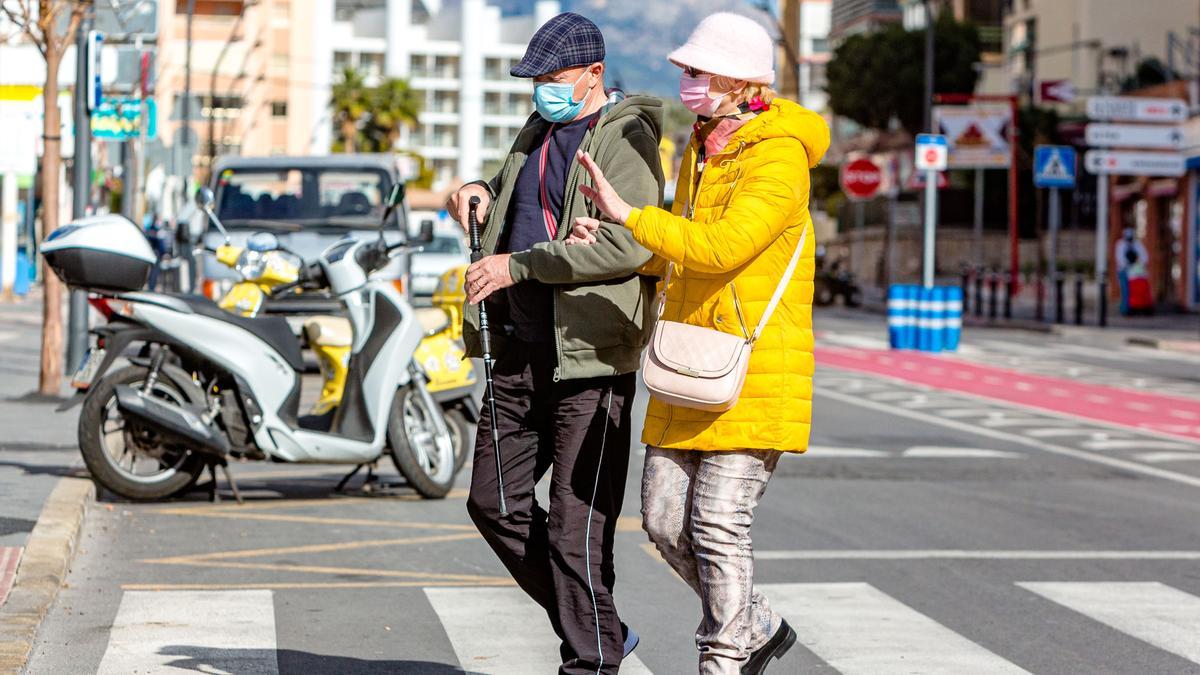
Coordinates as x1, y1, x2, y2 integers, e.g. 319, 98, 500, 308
532, 70, 592, 123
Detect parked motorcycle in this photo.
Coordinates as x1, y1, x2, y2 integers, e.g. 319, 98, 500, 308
814, 259, 863, 307
206, 236, 477, 469
44, 185, 463, 501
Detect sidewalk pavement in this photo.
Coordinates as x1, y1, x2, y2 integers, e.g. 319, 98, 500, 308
0, 290, 81, 550
859, 283, 1199, 353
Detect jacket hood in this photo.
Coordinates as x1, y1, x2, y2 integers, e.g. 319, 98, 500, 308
598, 92, 664, 142
731, 98, 829, 168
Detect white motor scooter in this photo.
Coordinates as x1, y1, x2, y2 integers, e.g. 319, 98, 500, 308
45, 185, 459, 501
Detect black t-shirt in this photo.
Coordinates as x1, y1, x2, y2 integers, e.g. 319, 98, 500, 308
500, 111, 599, 342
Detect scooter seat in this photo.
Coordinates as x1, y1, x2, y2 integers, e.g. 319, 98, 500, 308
175, 295, 305, 372
303, 316, 353, 348
414, 308, 451, 336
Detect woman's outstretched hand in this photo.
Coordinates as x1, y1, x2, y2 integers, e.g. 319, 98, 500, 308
576, 150, 634, 225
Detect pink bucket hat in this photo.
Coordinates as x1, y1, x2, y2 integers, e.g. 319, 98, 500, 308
668, 12, 776, 85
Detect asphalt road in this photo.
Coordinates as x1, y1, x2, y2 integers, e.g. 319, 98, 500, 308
21, 310, 1200, 674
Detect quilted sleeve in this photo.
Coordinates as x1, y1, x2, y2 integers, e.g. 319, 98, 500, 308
625, 138, 809, 275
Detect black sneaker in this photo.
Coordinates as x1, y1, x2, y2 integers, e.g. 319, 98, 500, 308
742, 619, 796, 674
622, 622, 640, 657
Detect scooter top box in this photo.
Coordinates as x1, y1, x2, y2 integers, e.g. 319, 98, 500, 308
43, 215, 155, 292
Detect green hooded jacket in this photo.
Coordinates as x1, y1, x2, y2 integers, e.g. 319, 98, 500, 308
462, 94, 665, 381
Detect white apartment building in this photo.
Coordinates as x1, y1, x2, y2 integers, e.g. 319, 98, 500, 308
796, 0, 832, 112
329, 0, 560, 188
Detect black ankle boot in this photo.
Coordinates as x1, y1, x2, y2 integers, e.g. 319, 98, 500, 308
742, 619, 796, 674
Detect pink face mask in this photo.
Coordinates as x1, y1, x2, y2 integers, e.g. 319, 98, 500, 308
679, 73, 727, 118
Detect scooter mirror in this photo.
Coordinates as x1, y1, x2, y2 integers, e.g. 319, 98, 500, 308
387, 183, 405, 208
247, 232, 280, 252
196, 186, 216, 211
196, 186, 231, 244
417, 219, 435, 244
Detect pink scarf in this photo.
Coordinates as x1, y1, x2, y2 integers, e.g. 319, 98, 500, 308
700, 117, 749, 158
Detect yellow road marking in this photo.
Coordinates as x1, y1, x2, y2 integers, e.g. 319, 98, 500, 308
121, 579, 516, 591
145, 559, 508, 582
616, 516, 642, 532
143, 532, 480, 564
639, 542, 686, 584
150, 510, 478, 531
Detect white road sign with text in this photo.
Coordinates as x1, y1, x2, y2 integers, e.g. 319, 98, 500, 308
1086, 97, 1188, 123
1085, 124, 1184, 150
1084, 150, 1185, 177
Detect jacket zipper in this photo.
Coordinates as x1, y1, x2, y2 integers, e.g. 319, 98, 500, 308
552, 126, 595, 383
657, 138, 710, 446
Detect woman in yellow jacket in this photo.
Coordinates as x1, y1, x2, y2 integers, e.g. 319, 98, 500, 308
570, 12, 829, 675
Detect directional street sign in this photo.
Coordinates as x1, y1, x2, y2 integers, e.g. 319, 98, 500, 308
1084, 150, 1185, 177
1034, 146, 1077, 189
1086, 96, 1188, 123
915, 134, 948, 171
1085, 123, 1184, 150
1038, 80, 1075, 104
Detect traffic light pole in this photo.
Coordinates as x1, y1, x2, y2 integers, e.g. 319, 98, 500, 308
67, 12, 93, 373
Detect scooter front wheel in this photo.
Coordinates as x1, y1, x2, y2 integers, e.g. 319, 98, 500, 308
387, 386, 458, 498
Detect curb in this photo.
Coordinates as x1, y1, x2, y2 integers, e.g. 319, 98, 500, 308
1127, 336, 1200, 354
0, 477, 94, 675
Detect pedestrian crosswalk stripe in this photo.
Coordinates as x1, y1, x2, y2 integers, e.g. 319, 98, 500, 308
1081, 439, 1197, 451
424, 587, 653, 674
97, 590, 278, 675
1139, 451, 1200, 463
762, 582, 1032, 674
1019, 582, 1200, 664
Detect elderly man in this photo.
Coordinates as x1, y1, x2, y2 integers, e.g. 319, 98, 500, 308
445, 11, 663, 674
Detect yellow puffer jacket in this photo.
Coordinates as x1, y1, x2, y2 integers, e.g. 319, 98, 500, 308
624, 98, 830, 453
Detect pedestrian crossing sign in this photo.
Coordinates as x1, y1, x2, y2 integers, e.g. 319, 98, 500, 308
1034, 145, 1077, 189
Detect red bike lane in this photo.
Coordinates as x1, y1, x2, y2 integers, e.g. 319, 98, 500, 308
816, 346, 1200, 443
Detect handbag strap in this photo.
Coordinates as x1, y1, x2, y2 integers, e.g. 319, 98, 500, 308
654, 222, 809, 343
751, 222, 807, 343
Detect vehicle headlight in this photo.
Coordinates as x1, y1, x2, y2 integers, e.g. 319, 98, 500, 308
236, 250, 266, 280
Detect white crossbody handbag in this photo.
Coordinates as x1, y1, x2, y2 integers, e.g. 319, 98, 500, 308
641, 222, 808, 412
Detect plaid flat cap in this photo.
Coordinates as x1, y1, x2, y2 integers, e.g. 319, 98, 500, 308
511, 12, 605, 78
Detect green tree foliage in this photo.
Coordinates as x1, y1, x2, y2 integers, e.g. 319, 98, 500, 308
1122, 57, 1170, 92
331, 67, 372, 153
826, 14, 982, 134
331, 68, 423, 154
363, 78, 423, 152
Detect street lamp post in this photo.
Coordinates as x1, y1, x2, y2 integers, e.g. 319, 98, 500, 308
67, 9, 93, 374
923, 0, 934, 133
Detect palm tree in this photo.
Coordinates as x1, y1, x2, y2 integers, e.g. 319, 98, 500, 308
331, 67, 371, 153
369, 77, 423, 151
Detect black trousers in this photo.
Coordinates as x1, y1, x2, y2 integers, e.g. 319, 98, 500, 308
467, 343, 636, 675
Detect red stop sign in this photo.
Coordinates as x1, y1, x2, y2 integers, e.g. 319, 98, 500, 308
840, 158, 883, 200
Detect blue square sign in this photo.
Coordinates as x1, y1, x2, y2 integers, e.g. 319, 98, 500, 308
1034, 145, 1077, 189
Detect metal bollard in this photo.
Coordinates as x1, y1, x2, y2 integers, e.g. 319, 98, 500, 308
1035, 274, 1045, 322
988, 273, 999, 320
1055, 277, 1065, 324
960, 269, 971, 316
1003, 277, 1013, 320
1074, 275, 1084, 325
1098, 277, 1108, 327
974, 273, 984, 317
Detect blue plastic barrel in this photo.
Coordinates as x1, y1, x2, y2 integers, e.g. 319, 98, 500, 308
928, 286, 946, 352
887, 284, 917, 350
944, 285, 963, 351
916, 284, 936, 348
